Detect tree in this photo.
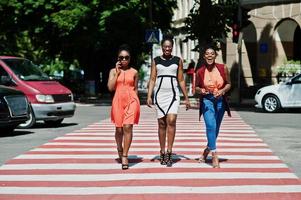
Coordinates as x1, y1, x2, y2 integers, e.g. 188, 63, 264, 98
184, 0, 239, 53
0, 0, 177, 93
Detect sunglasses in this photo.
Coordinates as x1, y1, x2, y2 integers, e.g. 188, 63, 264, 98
118, 55, 130, 61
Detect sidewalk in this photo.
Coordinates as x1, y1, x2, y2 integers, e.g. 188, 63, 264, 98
76, 92, 257, 109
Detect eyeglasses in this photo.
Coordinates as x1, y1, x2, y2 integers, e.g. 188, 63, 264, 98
118, 55, 130, 61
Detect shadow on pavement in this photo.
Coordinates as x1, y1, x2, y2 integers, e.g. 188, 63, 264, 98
0, 130, 34, 138
232, 105, 301, 114
23, 122, 78, 129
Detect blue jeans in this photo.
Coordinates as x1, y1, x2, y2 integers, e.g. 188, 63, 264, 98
202, 94, 225, 151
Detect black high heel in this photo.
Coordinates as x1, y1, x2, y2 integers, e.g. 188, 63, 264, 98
121, 156, 129, 170
166, 150, 173, 167
160, 151, 166, 165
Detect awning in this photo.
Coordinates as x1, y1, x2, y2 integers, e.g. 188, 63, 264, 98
240, 0, 301, 9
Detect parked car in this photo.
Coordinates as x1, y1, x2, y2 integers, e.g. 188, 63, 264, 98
255, 73, 301, 112
0, 85, 29, 133
0, 56, 76, 128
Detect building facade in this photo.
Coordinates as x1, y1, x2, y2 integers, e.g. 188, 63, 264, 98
172, 0, 301, 101
172, 0, 199, 68
240, 1, 301, 86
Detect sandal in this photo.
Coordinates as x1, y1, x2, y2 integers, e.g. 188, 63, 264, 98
199, 147, 210, 163
212, 152, 220, 168
121, 156, 129, 170
166, 150, 173, 167
160, 150, 167, 165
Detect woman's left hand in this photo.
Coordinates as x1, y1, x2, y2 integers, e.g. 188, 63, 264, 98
213, 89, 225, 98
185, 98, 191, 110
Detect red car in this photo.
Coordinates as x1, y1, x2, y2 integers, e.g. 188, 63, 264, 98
0, 56, 76, 128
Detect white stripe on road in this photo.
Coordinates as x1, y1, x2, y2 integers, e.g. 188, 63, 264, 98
14, 154, 280, 160
43, 142, 268, 147
0, 173, 297, 181
66, 133, 258, 137
54, 136, 262, 141
93, 125, 250, 128
93, 120, 249, 124
0, 163, 288, 170
30, 148, 272, 152
1, 185, 301, 195
76, 129, 256, 133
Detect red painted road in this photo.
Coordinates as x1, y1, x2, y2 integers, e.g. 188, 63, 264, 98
0, 106, 301, 200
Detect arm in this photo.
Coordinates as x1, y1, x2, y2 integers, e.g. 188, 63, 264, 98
134, 69, 139, 95
194, 69, 209, 95
222, 65, 231, 94
177, 59, 190, 110
107, 61, 121, 92
146, 60, 157, 108
214, 65, 231, 97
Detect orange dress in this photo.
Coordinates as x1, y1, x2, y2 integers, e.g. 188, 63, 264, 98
111, 68, 140, 127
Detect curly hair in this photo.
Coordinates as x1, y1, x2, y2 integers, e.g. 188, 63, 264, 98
161, 34, 174, 46
118, 44, 131, 56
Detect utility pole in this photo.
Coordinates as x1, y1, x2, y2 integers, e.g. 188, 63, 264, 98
237, 3, 242, 105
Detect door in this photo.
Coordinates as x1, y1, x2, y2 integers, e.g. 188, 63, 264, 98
290, 74, 301, 107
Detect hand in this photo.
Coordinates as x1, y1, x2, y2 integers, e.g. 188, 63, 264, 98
200, 88, 209, 95
185, 98, 191, 110
146, 97, 153, 108
213, 89, 225, 98
115, 61, 121, 76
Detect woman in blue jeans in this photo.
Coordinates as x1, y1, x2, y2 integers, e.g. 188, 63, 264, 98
195, 44, 231, 168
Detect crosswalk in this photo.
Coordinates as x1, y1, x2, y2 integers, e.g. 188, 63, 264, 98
0, 106, 301, 199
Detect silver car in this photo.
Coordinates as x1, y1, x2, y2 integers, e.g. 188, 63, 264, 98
255, 73, 301, 112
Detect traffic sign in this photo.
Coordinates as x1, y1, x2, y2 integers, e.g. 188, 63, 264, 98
260, 43, 268, 53
145, 29, 159, 44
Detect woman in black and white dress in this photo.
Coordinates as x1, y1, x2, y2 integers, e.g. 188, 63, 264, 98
147, 35, 190, 167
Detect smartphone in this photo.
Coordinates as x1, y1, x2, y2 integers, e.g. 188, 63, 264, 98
117, 60, 121, 68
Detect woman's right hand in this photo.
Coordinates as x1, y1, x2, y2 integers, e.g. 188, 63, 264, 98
146, 97, 153, 108
200, 88, 209, 95
115, 61, 121, 76
196, 87, 209, 95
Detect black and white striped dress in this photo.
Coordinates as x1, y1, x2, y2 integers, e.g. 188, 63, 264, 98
153, 56, 180, 118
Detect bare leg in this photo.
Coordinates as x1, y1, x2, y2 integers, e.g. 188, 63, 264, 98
122, 124, 133, 157
158, 117, 167, 152
166, 114, 177, 152
121, 124, 133, 169
165, 114, 177, 167
115, 127, 123, 158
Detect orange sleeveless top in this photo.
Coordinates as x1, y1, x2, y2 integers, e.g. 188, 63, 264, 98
203, 67, 224, 93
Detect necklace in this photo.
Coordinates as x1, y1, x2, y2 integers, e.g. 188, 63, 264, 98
207, 67, 216, 82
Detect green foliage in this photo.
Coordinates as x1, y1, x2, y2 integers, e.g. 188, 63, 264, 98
50, 4, 90, 34
184, 0, 239, 52
41, 57, 81, 77
41, 57, 65, 76
138, 67, 146, 80
0, 0, 177, 92
276, 60, 301, 75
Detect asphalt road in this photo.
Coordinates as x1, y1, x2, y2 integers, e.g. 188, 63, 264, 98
0, 104, 111, 167
0, 103, 300, 178
235, 106, 301, 178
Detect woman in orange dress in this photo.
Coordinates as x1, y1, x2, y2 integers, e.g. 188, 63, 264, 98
107, 44, 140, 170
